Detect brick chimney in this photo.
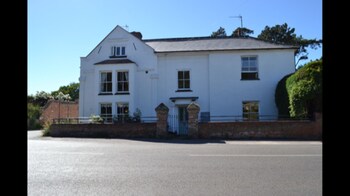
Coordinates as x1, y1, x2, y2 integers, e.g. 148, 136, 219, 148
131, 31, 143, 40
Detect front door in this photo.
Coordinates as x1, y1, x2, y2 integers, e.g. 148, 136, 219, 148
178, 106, 188, 135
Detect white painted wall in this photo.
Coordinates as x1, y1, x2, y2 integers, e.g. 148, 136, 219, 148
79, 26, 157, 118
80, 25, 296, 121
157, 53, 210, 116
208, 50, 295, 120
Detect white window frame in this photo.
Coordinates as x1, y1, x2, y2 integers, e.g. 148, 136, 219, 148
177, 70, 191, 90
116, 71, 129, 93
116, 102, 129, 122
241, 56, 259, 80
242, 101, 259, 120
100, 103, 112, 123
100, 71, 112, 93
111, 46, 126, 57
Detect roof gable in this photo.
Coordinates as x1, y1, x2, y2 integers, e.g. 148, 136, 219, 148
85, 25, 154, 58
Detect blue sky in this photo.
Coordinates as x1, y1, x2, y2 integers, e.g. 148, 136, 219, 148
28, 0, 322, 95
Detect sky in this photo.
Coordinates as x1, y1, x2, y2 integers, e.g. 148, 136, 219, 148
28, 0, 322, 95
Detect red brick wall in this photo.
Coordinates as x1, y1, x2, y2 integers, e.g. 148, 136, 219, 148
198, 113, 322, 140
49, 113, 322, 140
40, 100, 79, 124
50, 123, 156, 138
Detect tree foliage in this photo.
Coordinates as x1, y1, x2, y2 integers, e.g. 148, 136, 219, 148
231, 27, 254, 37
257, 23, 322, 58
275, 73, 293, 118
286, 59, 322, 118
27, 103, 42, 130
30, 91, 54, 107
211, 27, 227, 37
211, 27, 254, 38
51, 82, 79, 101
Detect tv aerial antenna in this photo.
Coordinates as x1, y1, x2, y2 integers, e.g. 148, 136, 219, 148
123, 24, 129, 31
229, 15, 243, 28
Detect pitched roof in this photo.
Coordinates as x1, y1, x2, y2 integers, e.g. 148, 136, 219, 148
144, 36, 298, 53
94, 59, 135, 65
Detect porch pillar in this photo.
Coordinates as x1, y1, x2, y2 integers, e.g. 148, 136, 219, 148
155, 103, 169, 138
187, 102, 200, 138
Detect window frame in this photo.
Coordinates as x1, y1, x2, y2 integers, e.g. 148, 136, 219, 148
241, 56, 259, 80
242, 101, 259, 121
99, 71, 113, 94
100, 103, 112, 123
110, 46, 126, 58
177, 70, 191, 91
116, 102, 129, 122
116, 71, 129, 94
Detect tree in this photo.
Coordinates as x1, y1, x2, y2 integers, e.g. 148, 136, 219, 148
211, 27, 227, 37
30, 91, 53, 107
51, 82, 79, 101
27, 103, 42, 130
286, 59, 322, 118
55, 91, 71, 101
258, 23, 322, 59
257, 23, 322, 60
231, 27, 254, 37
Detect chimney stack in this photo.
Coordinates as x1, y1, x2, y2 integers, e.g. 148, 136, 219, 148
131, 31, 143, 40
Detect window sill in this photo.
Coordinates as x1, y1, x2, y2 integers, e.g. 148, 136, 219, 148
176, 89, 193, 92
109, 55, 127, 58
240, 78, 260, 81
115, 92, 130, 95
98, 93, 113, 95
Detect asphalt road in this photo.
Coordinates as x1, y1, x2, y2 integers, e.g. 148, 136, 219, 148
28, 131, 322, 196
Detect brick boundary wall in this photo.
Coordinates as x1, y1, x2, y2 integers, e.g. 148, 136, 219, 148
198, 114, 322, 140
50, 123, 156, 138
49, 113, 321, 140
40, 100, 79, 125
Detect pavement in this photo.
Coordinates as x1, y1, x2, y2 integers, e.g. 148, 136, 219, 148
28, 131, 322, 196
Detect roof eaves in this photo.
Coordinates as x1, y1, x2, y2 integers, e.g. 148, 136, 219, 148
94, 59, 135, 65
153, 47, 298, 53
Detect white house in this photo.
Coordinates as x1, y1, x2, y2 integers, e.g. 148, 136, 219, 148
79, 25, 297, 134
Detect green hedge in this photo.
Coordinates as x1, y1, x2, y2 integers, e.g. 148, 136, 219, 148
275, 73, 293, 118
286, 60, 322, 118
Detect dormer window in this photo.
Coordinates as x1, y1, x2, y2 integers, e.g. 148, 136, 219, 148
110, 46, 126, 58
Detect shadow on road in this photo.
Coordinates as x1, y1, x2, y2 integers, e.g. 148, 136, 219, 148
126, 138, 226, 144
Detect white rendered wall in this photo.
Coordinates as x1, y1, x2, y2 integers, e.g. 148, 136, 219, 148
157, 53, 210, 116
208, 50, 295, 119
79, 26, 157, 118
79, 25, 296, 120
156, 50, 295, 119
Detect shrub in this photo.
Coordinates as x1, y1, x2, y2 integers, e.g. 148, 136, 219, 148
133, 108, 142, 122
275, 73, 293, 118
286, 59, 322, 118
90, 115, 103, 124
27, 103, 42, 130
42, 121, 51, 136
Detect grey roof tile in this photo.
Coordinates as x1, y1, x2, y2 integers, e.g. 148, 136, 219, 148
144, 37, 298, 53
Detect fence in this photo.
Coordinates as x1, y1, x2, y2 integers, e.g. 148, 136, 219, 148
52, 116, 157, 124
49, 102, 321, 140
206, 115, 311, 122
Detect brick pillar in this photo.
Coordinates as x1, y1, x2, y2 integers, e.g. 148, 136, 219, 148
155, 103, 169, 137
187, 102, 200, 138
